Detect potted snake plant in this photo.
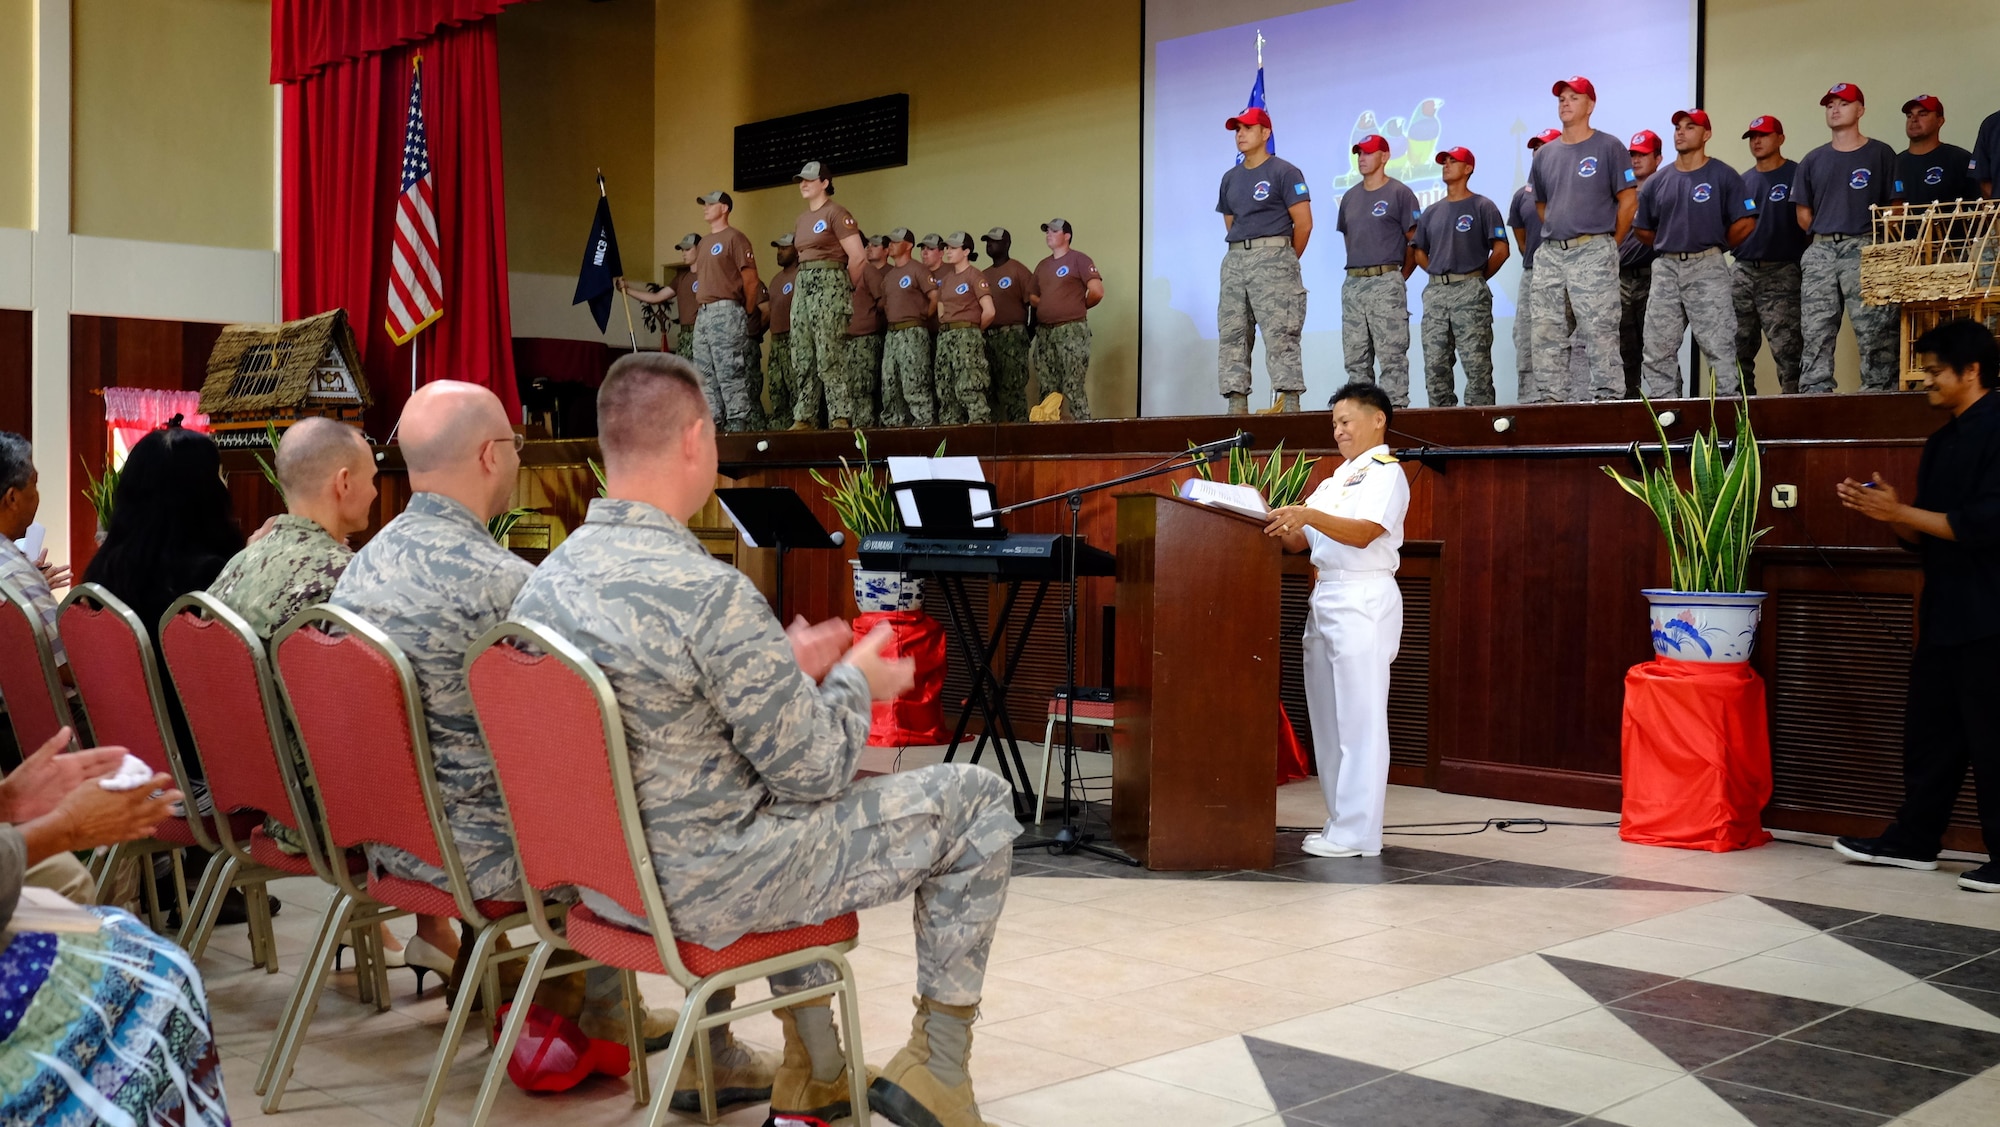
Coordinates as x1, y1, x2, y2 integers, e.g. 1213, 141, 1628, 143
1603, 389, 1770, 663
812, 430, 924, 612
1190, 439, 1320, 509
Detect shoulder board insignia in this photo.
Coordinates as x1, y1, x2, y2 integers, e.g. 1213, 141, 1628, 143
1372, 452, 1398, 464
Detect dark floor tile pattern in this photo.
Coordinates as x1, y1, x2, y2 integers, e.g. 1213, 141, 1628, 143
1699, 1039, 1967, 1116
1699, 1079, 1890, 1126
1247, 1044, 1581, 1127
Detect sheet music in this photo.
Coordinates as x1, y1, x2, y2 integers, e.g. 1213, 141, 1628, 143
714, 497, 759, 548
889, 456, 995, 528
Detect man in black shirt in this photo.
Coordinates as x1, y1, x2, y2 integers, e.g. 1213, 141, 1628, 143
1834, 319, 2000, 893
1897, 94, 1978, 206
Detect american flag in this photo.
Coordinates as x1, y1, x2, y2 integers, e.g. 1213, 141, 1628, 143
385, 56, 443, 344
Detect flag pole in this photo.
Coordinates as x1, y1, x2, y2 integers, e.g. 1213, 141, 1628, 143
602, 168, 641, 352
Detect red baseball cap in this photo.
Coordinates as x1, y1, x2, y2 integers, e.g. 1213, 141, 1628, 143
1671, 109, 1712, 130
1435, 146, 1476, 168
1528, 127, 1562, 149
1821, 83, 1864, 106
1226, 106, 1272, 130
1352, 134, 1390, 155
1627, 130, 1662, 155
1742, 115, 1783, 138
1901, 94, 1943, 114
1553, 76, 1597, 101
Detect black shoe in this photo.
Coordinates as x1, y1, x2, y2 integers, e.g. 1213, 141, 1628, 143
1833, 835, 1939, 871
213, 888, 282, 927
1960, 862, 2000, 893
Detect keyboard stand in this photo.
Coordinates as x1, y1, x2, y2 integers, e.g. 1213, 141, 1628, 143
930, 573, 1049, 820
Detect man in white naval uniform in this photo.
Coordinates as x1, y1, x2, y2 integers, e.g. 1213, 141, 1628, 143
1264, 381, 1410, 858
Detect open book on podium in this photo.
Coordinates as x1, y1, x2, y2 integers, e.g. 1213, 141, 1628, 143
1177, 479, 1269, 520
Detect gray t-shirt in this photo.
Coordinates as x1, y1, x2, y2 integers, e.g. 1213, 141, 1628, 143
1336, 179, 1420, 268
1413, 193, 1506, 276
1972, 110, 2000, 187
1793, 139, 1903, 236
1528, 130, 1638, 241
1218, 156, 1312, 242
1897, 144, 1978, 206
1736, 160, 1810, 263
1507, 185, 1544, 268
1634, 159, 1755, 254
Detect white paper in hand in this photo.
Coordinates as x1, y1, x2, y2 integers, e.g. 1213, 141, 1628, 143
98, 753, 157, 791
14, 521, 44, 562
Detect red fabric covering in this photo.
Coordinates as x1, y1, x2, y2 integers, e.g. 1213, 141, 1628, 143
856, 611, 950, 746
565, 903, 858, 978
513, 337, 620, 390
1619, 658, 1775, 853
1277, 703, 1311, 785
271, 0, 531, 84
494, 1003, 629, 1093
281, 18, 520, 433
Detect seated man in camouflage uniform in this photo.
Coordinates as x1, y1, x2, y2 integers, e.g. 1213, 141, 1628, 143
512, 352, 1018, 1127
331, 382, 679, 1050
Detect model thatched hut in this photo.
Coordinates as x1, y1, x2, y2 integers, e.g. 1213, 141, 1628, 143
198, 309, 371, 447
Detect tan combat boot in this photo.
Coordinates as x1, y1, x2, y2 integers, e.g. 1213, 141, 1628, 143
830, 417, 852, 429
788, 420, 814, 431
667, 1024, 780, 1113
769, 996, 862, 1123
1259, 392, 1301, 413
869, 997, 992, 1127
576, 991, 678, 1054
1225, 392, 1250, 415
1028, 392, 1065, 422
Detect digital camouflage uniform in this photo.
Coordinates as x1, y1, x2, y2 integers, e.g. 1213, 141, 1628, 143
1643, 253, 1740, 398
1420, 276, 1495, 407
1531, 237, 1622, 401
511, 500, 1018, 1005
1030, 321, 1092, 420
933, 327, 992, 425
674, 324, 695, 364
766, 333, 793, 425
1513, 268, 1538, 402
844, 333, 883, 428
1217, 246, 1308, 398
1800, 236, 1900, 392
1733, 260, 1804, 394
883, 326, 935, 427
331, 492, 533, 900
984, 325, 1032, 423
1340, 271, 1411, 405
693, 301, 766, 433
792, 265, 853, 426
1619, 258, 1652, 399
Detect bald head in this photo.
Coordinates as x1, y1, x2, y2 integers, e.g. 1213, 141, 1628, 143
398, 381, 511, 475
275, 417, 370, 498
598, 353, 711, 472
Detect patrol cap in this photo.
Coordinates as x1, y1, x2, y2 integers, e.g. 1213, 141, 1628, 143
1902, 94, 1944, 114
695, 190, 733, 208
675, 233, 700, 251
864, 234, 889, 248
942, 231, 976, 250
916, 233, 945, 250
1041, 218, 1074, 236
1821, 82, 1864, 106
981, 227, 1011, 243
770, 232, 795, 248
1671, 109, 1712, 130
886, 226, 915, 244
1627, 130, 1663, 155
1226, 106, 1273, 130
1352, 134, 1390, 155
1434, 146, 1475, 168
1742, 115, 1784, 138
1553, 75, 1597, 101
1528, 127, 1562, 149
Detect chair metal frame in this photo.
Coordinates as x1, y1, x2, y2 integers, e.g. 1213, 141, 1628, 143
0, 574, 79, 755
466, 619, 871, 1127
271, 604, 534, 1127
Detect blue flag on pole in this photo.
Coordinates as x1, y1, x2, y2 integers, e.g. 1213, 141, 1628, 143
1236, 65, 1276, 164
573, 176, 623, 333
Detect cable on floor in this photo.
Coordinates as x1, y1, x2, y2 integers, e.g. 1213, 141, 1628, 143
1276, 817, 1622, 837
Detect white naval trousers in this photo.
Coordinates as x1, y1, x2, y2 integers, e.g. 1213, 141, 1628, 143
1301, 570, 1403, 854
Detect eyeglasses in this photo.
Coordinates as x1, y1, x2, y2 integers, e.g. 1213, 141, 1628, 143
488, 433, 526, 453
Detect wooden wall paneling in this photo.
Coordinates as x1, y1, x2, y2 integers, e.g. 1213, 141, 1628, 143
0, 309, 29, 440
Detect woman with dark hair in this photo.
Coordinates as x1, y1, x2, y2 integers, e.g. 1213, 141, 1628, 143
83, 419, 246, 637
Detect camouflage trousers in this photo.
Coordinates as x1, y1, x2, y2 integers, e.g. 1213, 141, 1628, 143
1513, 267, 1537, 402
1733, 260, 1804, 394
1218, 244, 1308, 397
676, 765, 1019, 1006
1341, 270, 1411, 405
1620, 263, 1651, 398
985, 324, 1032, 422
1420, 274, 1495, 407
766, 332, 794, 424
369, 816, 519, 902
693, 302, 767, 432
844, 333, 883, 427
935, 326, 993, 424
1801, 235, 1900, 392
883, 326, 936, 427
792, 264, 854, 424
1531, 236, 1621, 401
1032, 320, 1093, 420
1642, 252, 1740, 399
674, 324, 695, 361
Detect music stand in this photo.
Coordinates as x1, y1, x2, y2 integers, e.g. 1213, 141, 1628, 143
890, 480, 1002, 537
714, 487, 843, 618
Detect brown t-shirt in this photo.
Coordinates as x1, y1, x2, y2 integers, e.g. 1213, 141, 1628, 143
693, 227, 755, 306
882, 261, 934, 323
982, 259, 1036, 327
672, 269, 699, 326
935, 264, 991, 324
768, 266, 798, 334
793, 202, 859, 263
846, 262, 887, 336
1033, 249, 1100, 326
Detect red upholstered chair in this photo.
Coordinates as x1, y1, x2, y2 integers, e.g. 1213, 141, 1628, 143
1037, 695, 1118, 826
158, 593, 402, 1102
0, 575, 77, 755
272, 604, 531, 1127
465, 621, 870, 1127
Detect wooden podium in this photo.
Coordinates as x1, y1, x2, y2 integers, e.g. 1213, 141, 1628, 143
1111, 492, 1279, 870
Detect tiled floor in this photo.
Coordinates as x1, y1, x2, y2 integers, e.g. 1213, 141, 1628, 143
203, 775, 1999, 1127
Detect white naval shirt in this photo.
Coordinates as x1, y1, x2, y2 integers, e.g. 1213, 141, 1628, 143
1300, 443, 1410, 574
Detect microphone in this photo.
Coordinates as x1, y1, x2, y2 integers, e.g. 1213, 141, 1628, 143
829, 531, 846, 547
1232, 430, 1255, 449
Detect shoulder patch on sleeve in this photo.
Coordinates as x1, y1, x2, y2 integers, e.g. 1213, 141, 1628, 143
1372, 452, 1398, 465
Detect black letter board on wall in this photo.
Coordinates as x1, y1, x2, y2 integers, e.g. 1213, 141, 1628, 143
734, 94, 910, 192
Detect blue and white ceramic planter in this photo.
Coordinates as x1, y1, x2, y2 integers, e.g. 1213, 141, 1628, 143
1643, 590, 1767, 663
851, 560, 924, 613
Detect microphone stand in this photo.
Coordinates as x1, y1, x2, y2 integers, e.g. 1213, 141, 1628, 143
979, 431, 1252, 864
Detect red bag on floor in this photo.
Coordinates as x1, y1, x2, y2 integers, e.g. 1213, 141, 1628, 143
1619, 658, 1775, 852
1277, 703, 1311, 785
855, 610, 951, 746
494, 1003, 629, 1093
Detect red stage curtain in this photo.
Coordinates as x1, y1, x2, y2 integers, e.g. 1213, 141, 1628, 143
281, 18, 520, 430
271, 0, 531, 84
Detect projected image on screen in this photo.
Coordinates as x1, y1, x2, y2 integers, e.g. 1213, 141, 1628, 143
1142, 0, 1696, 416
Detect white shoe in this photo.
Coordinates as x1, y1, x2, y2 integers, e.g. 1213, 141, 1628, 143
1300, 834, 1377, 859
